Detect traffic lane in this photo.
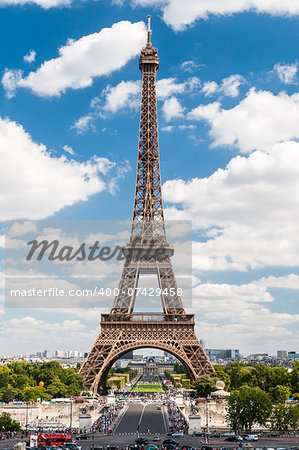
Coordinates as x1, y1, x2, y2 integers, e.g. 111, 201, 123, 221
114, 403, 144, 434
139, 404, 167, 434
0, 435, 298, 449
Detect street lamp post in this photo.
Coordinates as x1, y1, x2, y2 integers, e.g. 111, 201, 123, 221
25, 402, 29, 437
205, 395, 211, 443
69, 400, 73, 430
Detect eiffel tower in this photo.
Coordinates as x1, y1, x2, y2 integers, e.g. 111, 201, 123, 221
80, 17, 214, 392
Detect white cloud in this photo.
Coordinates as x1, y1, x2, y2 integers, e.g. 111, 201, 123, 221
131, 0, 299, 31
259, 273, 299, 290
71, 115, 95, 134
157, 76, 200, 100
0, 0, 70, 7
62, 144, 75, 155
100, 80, 141, 114
189, 89, 299, 153
201, 74, 245, 98
23, 50, 36, 64
164, 140, 299, 271
201, 80, 219, 97
161, 125, 173, 131
274, 62, 298, 84
181, 60, 200, 73
162, 96, 185, 121
0, 116, 117, 220
178, 124, 196, 130
2, 21, 146, 98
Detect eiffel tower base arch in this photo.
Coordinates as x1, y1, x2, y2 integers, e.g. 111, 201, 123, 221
80, 313, 214, 393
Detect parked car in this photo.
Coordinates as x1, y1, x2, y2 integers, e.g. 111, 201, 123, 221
244, 434, 258, 441
76, 434, 91, 440
268, 432, 280, 437
148, 446, 158, 450
136, 439, 149, 445
172, 432, 183, 438
225, 435, 243, 442
162, 445, 177, 450
163, 440, 179, 446
153, 436, 161, 442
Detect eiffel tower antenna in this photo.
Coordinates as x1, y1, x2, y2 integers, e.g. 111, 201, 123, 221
80, 17, 214, 392
147, 14, 151, 44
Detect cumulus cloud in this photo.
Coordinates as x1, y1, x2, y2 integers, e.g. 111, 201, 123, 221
23, 50, 36, 64
0, 117, 117, 220
181, 60, 201, 73
189, 89, 299, 153
162, 96, 185, 121
201, 74, 245, 98
62, 144, 75, 155
71, 115, 95, 134
0, 0, 70, 7
274, 62, 298, 84
2, 21, 146, 98
164, 141, 299, 271
190, 278, 299, 353
131, 0, 299, 31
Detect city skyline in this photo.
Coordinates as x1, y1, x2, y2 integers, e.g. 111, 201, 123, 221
0, 1, 299, 356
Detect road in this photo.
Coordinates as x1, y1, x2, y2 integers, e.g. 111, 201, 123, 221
114, 402, 168, 434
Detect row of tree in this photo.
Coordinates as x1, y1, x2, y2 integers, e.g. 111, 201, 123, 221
227, 386, 299, 433
194, 362, 299, 401
0, 361, 83, 402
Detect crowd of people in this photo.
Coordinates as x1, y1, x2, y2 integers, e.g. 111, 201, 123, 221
0, 431, 17, 440
167, 401, 188, 434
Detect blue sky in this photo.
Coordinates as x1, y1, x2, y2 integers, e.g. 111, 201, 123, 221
0, 0, 299, 357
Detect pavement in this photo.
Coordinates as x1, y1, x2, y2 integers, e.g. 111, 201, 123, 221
114, 403, 168, 435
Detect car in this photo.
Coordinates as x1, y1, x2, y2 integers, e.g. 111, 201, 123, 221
64, 444, 82, 450
162, 445, 177, 450
75, 434, 91, 440
172, 432, 183, 438
136, 439, 149, 445
267, 432, 280, 437
244, 434, 258, 441
153, 436, 161, 442
148, 446, 158, 450
224, 435, 243, 442
192, 432, 204, 437
163, 440, 179, 446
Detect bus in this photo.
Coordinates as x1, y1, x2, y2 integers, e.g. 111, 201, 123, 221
30, 433, 72, 447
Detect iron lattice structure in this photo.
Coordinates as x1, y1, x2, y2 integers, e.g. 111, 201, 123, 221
80, 18, 214, 392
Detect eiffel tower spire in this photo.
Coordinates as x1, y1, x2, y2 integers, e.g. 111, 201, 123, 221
79, 19, 214, 392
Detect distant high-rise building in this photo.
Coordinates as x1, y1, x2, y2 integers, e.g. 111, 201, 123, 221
206, 348, 240, 361
73, 350, 79, 358
65, 350, 73, 358
43, 350, 50, 358
200, 339, 206, 349
288, 351, 298, 361
277, 350, 287, 359
36, 352, 42, 357
120, 351, 134, 360
55, 350, 64, 358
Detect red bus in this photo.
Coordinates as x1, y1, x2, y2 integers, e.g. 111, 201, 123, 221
30, 433, 72, 447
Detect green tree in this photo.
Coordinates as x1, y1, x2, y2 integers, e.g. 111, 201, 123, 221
227, 387, 272, 433
0, 366, 10, 389
291, 362, 299, 394
270, 385, 291, 402
226, 363, 253, 389
194, 375, 217, 397
22, 386, 42, 402
173, 363, 187, 375
0, 413, 21, 432
271, 403, 299, 433
1, 386, 17, 403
